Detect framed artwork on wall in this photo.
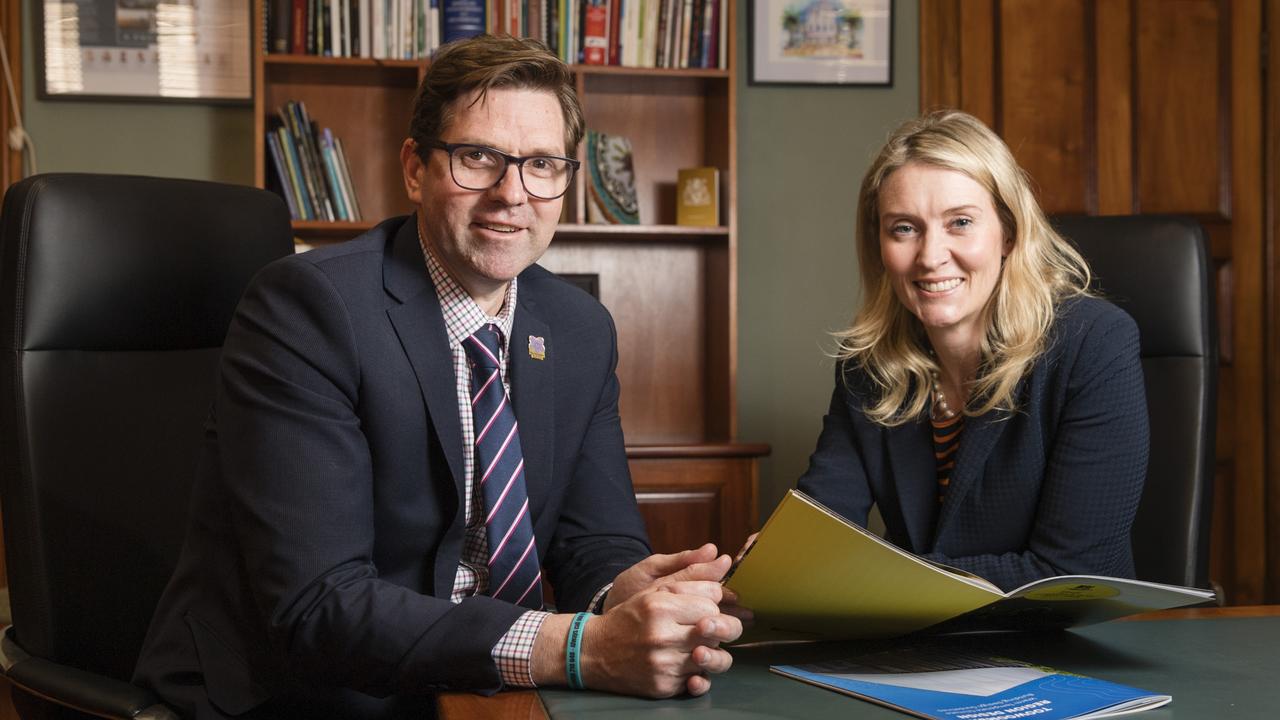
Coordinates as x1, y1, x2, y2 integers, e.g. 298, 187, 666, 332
38, 0, 251, 102
749, 0, 893, 87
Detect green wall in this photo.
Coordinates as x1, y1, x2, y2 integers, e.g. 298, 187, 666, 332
20, 1, 254, 183
737, 1, 919, 524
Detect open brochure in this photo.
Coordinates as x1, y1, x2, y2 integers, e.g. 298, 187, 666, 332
773, 647, 1171, 720
724, 490, 1216, 642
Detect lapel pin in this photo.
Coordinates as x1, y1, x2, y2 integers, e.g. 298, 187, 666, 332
528, 335, 546, 361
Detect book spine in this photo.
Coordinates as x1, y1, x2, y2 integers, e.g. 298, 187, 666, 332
583, 1, 607, 64
319, 132, 350, 221
705, 0, 717, 69
665, 0, 681, 68
348, 0, 358, 56
607, 0, 621, 65
305, 0, 317, 53
333, 136, 363, 221
678, 0, 691, 68
689, 0, 703, 69
291, 0, 307, 53
266, 130, 301, 220
270, 0, 291, 53
441, 0, 486, 43
404, 0, 415, 58
276, 126, 314, 220
528, 0, 542, 42
717, 0, 725, 69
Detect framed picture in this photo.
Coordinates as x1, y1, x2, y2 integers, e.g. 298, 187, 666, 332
750, 0, 893, 87
38, 0, 252, 103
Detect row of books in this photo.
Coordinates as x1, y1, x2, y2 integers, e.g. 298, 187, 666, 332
266, 101, 364, 223
268, 0, 442, 59
265, 1, 726, 69
576, 0, 726, 69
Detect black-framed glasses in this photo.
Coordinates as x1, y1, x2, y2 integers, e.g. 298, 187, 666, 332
422, 140, 580, 200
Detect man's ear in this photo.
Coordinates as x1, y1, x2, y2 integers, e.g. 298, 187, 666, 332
401, 139, 425, 203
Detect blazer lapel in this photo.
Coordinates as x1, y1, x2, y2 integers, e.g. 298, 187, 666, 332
383, 217, 466, 509
885, 418, 937, 552
509, 289, 554, 519
935, 406, 1011, 536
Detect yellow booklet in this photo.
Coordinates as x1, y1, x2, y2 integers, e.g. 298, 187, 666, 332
724, 490, 1216, 643
676, 167, 719, 226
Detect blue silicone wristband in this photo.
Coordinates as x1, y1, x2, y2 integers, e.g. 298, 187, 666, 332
565, 612, 592, 690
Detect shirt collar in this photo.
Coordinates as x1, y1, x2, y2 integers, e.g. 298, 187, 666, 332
418, 223, 518, 350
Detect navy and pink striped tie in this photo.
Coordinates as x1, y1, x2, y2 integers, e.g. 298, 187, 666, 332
464, 324, 544, 610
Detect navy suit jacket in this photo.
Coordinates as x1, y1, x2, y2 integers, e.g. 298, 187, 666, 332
798, 296, 1149, 591
134, 216, 650, 718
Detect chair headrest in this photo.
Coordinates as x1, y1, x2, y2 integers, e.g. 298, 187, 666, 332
1052, 215, 1212, 359
1, 173, 294, 351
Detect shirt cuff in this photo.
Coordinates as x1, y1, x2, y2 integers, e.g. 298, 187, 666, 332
588, 583, 613, 613
492, 610, 551, 688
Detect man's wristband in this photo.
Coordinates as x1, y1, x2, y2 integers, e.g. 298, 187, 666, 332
565, 612, 592, 690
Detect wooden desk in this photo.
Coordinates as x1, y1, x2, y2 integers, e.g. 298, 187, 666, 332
438, 606, 1280, 719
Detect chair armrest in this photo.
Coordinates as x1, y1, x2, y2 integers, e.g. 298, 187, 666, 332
1, 627, 178, 720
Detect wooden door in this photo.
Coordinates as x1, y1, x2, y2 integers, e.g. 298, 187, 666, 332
0, 0, 20, 191
920, 0, 1272, 604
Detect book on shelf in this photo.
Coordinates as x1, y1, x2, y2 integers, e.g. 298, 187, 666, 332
442, 0, 486, 44
773, 646, 1172, 720
266, 101, 361, 223
266, 130, 301, 219
332, 135, 363, 221
582, 0, 609, 64
676, 166, 718, 226
724, 490, 1216, 643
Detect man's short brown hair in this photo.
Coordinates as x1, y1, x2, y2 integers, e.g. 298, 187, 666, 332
409, 35, 584, 157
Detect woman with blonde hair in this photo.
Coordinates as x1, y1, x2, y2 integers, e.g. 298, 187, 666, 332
797, 110, 1149, 590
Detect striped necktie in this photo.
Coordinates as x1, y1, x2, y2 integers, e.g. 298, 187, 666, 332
463, 324, 544, 609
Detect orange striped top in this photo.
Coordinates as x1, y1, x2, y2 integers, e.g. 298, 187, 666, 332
931, 413, 964, 504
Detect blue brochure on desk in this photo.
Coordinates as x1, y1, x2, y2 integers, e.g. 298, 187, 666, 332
773, 648, 1170, 720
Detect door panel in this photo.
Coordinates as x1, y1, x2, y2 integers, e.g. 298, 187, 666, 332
920, 0, 1269, 604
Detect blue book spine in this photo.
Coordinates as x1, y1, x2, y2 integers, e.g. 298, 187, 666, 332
266, 131, 301, 220
278, 127, 316, 220
441, 0, 485, 43
319, 133, 350, 221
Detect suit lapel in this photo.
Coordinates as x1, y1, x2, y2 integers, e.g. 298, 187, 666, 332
935, 406, 1010, 536
885, 417, 937, 552
383, 217, 466, 509
509, 288, 554, 519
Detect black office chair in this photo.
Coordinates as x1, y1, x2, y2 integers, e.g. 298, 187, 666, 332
1052, 215, 1216, 591
0, 174, 294, 718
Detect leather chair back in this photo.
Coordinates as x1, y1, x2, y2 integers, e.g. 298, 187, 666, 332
1053, 215, 1216, 589
0, 174, 293, 687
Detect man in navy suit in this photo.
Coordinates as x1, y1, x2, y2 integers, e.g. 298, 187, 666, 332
134, 35, 741, 719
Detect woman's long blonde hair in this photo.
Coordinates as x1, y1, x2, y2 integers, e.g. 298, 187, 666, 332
836, 110, 1092, 426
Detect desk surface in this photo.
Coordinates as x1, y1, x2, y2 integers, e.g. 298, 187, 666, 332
438, 606, 1279, 719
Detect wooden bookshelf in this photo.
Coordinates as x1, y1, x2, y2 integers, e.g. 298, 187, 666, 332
251, 1, 763, 555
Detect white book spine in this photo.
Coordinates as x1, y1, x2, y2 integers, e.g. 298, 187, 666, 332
359, 0, 371, 57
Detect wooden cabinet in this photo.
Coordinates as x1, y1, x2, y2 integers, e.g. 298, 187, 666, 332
250, 2, 766, 554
